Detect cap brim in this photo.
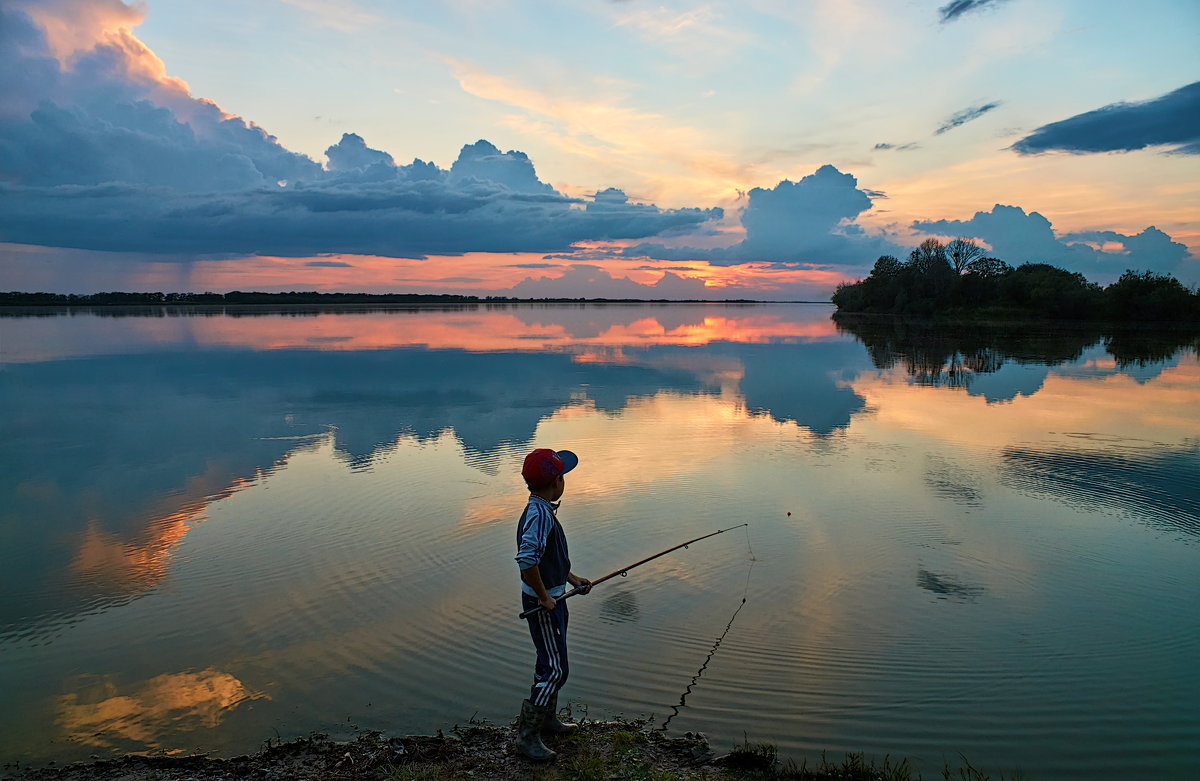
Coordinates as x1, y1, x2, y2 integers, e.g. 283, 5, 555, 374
555, 450, 579, 475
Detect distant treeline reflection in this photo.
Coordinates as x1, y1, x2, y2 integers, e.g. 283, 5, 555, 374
832, 238, 1200, 321
835, 315, 1199, 389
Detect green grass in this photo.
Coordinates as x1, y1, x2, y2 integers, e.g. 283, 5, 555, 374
714, 739, 1024, 781
383, 763, 474, 781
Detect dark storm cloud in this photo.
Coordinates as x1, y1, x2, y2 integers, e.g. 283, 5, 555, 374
305, 260, 353, 267
934, 102, 1002, 135
938, 0, 1011, 24
0, 176, 717, 257
0, 5, 715, 258
1012, 81, 1200, 155
913, 204, 1191, 279
627, 165, 900, 268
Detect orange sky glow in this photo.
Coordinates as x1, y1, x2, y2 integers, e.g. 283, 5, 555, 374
1, 0, 1196, 296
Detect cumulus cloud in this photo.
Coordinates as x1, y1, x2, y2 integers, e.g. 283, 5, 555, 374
743, 167, 870, 249
934, 102, 1002, 135
0, 3, 715, 259
448, 139, 557, 195
938, 0, 1012, 24
508, 264, 712, 299
0, 3, 322, 191
324, 132, 395, 172
1012, 81, 1200, 155
1062, 226, 1192, 272
627, 165, 899, 268
913, 204, 1192, 279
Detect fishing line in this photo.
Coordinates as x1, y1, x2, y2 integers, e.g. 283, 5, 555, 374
659, 524, 757, 732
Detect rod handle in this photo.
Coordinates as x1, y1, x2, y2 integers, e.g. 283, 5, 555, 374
517, 585, 585, 619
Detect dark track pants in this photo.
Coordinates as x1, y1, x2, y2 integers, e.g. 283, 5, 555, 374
522, 593, 569, 706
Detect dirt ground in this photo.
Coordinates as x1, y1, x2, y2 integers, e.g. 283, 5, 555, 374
1, 720, 740, 781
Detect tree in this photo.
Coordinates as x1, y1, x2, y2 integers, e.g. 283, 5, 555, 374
904, 239, 954, 310
832, 253, 1197, 322
945, 238, 985, 275
870, 255, 903, 277
1104, 269, 1199, 321
965, 256, 1012, 278
908, 238, 948, 275
1001, 263, 1102, 318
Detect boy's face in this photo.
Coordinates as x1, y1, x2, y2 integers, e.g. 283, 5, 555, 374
550, 475, 566, 501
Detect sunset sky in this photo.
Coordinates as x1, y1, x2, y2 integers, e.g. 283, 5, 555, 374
1, 0, 1197, 299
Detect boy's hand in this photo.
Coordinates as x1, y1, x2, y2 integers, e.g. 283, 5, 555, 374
570, 575, 593, 595
538, 594, 557, 612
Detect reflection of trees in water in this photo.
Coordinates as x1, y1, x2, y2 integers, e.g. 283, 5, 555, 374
907, 346, 1005, 390
1105, 331, 1200, 369
836, 315, 1199, 390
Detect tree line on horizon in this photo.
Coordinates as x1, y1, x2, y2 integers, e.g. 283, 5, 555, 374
0, 291, 765, 307
832, 238, 1200, 321
0, 291, 490, 306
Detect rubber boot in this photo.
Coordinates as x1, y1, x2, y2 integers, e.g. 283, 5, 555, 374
515, 699, 556, 761
542, 692, 578, 736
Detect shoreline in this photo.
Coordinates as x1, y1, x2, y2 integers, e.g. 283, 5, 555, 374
0, 719, 1012, 781
0, 296, 831, 309
830, 309, 1200, 330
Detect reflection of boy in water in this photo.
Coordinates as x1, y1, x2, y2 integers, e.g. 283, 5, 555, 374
513, 448, 592, 761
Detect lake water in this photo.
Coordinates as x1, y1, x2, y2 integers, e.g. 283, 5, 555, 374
1, 304, 1197, 779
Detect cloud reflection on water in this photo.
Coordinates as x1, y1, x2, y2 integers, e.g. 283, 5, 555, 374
57, 668, 267, 749
2, 305, 1199, 773
4, 307, 1197, 643
1, 308, 855, 643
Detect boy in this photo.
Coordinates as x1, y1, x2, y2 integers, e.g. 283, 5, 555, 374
514, 448, 592, 761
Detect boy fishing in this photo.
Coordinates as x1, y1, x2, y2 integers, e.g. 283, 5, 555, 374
514, 447, 592, 761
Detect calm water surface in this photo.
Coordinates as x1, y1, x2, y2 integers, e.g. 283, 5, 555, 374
1, 304, 1197, 779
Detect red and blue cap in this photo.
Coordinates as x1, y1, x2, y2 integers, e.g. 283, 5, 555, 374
522, 448, 578, 488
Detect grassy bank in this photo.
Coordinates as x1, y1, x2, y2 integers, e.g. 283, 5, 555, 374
3, 717, 1022, 781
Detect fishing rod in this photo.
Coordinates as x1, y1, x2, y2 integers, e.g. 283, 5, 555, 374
518, 523, 749, 619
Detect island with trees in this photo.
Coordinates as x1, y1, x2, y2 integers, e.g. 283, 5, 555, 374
831, 238, 1200, 322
